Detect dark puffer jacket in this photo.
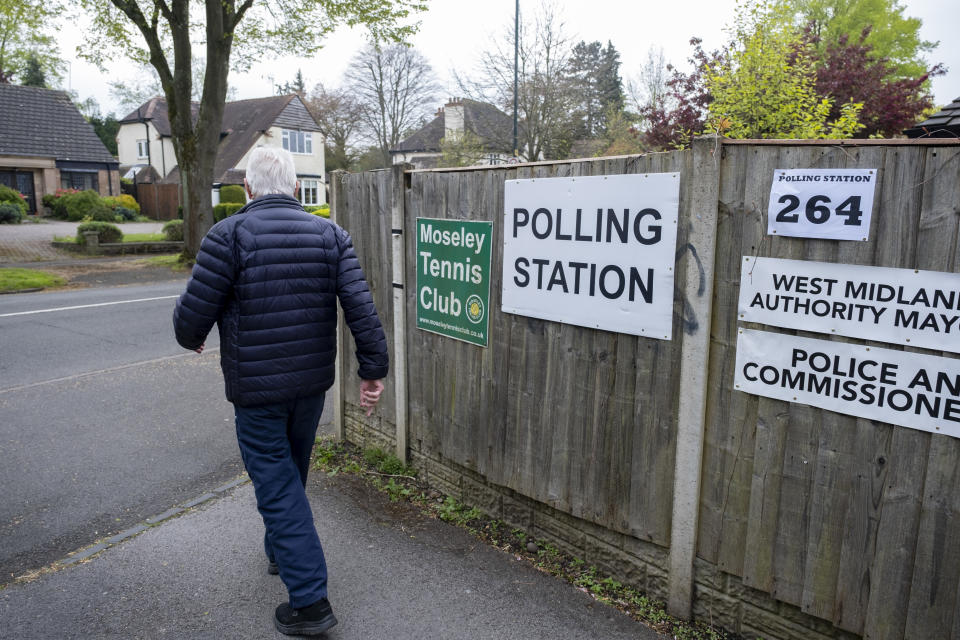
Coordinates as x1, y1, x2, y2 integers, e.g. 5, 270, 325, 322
173, 193, 388, 407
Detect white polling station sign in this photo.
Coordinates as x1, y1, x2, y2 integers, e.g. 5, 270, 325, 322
502, 173, 680, 339
739, 257, 960, 354
767, 168, 877, 241
735, 329, 960, 438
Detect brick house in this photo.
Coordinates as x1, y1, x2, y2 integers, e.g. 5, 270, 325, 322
0, 84, 120, 214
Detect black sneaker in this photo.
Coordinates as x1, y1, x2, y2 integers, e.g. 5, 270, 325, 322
267, 560, 279, 575
274, 598, 338, 636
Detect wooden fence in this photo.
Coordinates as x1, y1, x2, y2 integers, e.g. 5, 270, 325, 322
331, 138, 960, 640
136, 183, 180, 220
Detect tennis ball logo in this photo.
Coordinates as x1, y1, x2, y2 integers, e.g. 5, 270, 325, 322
465, 294, 484, 324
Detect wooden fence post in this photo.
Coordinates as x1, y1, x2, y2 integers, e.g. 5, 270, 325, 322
330, 170, 347, 442
668, 135, 723, 619
391, 164, 412, 462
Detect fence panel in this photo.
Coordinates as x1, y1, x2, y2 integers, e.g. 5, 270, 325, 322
334, 140, 960, 640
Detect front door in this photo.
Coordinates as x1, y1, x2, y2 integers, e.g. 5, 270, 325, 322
0, 171, 37, 214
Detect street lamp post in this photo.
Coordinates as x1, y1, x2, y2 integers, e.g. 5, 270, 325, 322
512, 0, 519, 160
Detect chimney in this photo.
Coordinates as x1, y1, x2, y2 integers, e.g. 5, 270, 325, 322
444, 98, 465, 138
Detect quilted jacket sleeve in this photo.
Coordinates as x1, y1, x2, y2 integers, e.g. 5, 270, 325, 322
172, 227, 236, 351
335, 226, 389, 380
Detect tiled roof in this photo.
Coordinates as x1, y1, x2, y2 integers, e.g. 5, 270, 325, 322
904, 97, 960, 138
391, 99, 514, 154
0, 84, 117, 163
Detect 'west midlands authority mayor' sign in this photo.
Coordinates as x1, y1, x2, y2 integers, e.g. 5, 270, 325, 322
502, 173, 680, 339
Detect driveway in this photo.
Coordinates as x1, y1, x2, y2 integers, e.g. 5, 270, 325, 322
0, 219, 167, 263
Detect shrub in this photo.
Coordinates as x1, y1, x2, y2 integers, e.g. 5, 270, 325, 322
162, 219, 184, 241
213, 202, 244, 222
47, 188, 79, 218
219, 184, 246, 203
304, 203, 330, 218
77, 221, 123, 244
120, 177, 134, 186
86, 204, 120, 222
114, 206, 138, 221
59, 189, 105, 221
105, 194, 141, 215
0, 185, 27, 213
0, 202, 23, 224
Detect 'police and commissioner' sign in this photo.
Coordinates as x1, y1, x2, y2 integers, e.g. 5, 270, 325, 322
416, 217, 492, 347
739, 257, 960, 354
735, 329, 960, 437
501, 173, 680, 339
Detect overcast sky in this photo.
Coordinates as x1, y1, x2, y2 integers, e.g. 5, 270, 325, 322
62, 0, 959, 118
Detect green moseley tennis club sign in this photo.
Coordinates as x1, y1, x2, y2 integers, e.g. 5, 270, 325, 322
416, 218, 493, 347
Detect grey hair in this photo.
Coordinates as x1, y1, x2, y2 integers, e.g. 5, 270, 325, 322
245, 146, 297, 197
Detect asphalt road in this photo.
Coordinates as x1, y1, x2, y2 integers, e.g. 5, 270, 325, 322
0, 279, 246, 581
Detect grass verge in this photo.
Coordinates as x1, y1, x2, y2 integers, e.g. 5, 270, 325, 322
312, 438, 733, 640
139, 253, 193, 271
0, 267, 66, 292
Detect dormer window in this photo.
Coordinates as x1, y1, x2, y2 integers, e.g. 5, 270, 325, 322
282, 129, 312, 155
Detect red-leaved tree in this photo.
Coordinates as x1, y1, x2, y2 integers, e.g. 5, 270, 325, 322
810, 27, 943, 137
639, 38, 723, 150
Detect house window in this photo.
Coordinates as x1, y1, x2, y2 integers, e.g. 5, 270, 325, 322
299, 179, 319, 205
282, 129, 313, 155
60, 171, 99, 192
137, 139, 149, 159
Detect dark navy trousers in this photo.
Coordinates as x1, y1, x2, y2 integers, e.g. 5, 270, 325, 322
234, 394, 328, 608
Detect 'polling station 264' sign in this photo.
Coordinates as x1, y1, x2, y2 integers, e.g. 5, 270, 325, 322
416, 217, 492, 347
767, 168, 877, 241
502, 173, 680, 339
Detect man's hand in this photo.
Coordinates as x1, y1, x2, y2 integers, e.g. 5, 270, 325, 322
195, 343, 205, 354
359, 379, 385, 417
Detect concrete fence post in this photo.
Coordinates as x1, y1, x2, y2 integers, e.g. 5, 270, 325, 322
391, 164, 413, 462
668, 135, 723, 619
330, 170, 347, 442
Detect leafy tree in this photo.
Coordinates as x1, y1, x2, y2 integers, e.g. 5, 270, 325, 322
705, 1, 863, 139
344, 43, 439, 169
568, 40, 624, 138
599, 109, 645, 156
20, 51, 47, 87
76, 97, 120, 155
0, 0, 62, 84
812, 27, 943, 137
439, 130, 486, 167
306, 83, 363, 172
79, 0, 425, 257
784, 0, 935, 80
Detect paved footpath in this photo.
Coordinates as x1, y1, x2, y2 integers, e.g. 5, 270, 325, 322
0, 220, 166, 263
0, 464, 664, 640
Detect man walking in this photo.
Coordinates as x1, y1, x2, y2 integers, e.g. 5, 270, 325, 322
173, 146, 388, 636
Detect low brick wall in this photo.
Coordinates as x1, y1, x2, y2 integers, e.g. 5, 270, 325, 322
343, 406, 860, 640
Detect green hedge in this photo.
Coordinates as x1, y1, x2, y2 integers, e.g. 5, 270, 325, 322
304, 203, 330, 218
219, 184, 246, 203
213, 202, 244, 222
77, 221, 123, 244
162, 219, 183, 241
